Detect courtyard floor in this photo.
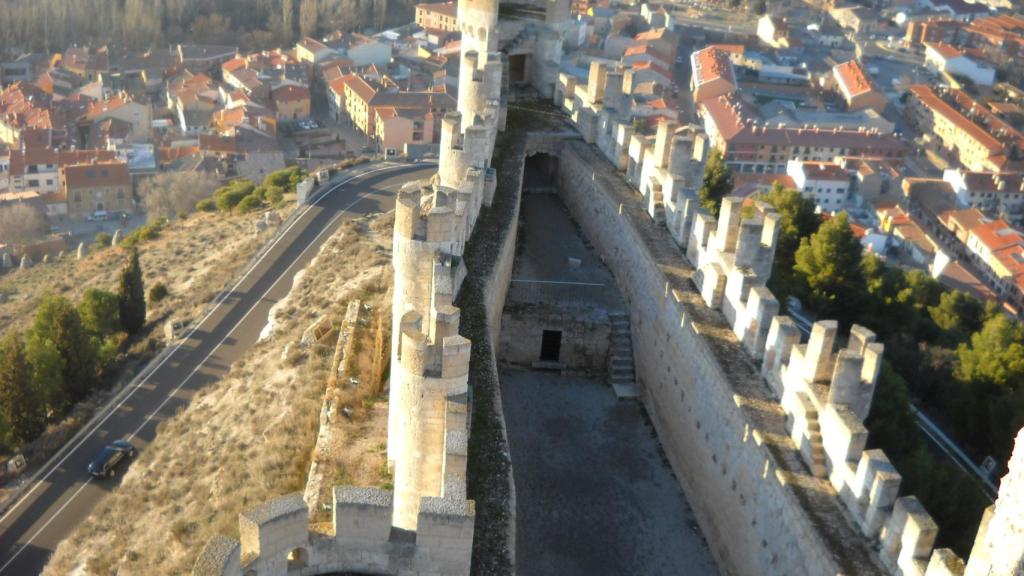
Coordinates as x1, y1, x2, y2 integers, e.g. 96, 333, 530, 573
500, 368, 719, 576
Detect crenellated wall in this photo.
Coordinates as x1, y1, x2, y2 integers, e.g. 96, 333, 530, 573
548, 136, 1016, 576
192, 463, 475, 576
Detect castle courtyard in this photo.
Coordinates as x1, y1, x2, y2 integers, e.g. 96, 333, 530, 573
501, 368, 719, 576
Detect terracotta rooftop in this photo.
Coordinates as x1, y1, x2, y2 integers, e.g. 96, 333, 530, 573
417, 1, 457, 18
691, 46, 736, 87
833, 60, 878, 99
702, 95, 906, 152
798, 161, 849, 180
8, 148, 115, 177
924, 41, 964, 59
272, 84, 311, 102
939, 207, 988, 232
971, 218, 1024, 253
908, 85, 1007, 153
60, 161, 130, 190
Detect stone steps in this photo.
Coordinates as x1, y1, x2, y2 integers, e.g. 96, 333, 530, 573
607, 311, 638, 400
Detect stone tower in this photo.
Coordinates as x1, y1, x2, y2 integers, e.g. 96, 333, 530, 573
386, 0, 502, 532
966, 427, 1024, 576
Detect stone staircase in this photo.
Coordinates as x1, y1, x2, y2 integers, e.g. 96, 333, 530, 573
794, 392, 827, 477
607, 311, 638, 399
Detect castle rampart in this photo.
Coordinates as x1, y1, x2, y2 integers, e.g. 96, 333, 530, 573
551, 136, 1008, 575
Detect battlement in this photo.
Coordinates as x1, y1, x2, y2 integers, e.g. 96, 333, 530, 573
643, 164, 986, 574
195, 396, 475, 576
543, 136, 1024, 575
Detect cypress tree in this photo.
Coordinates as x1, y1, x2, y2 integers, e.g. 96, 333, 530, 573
698, 149, 734, 217
0, 332, 46, 446
118, 248, 146, 334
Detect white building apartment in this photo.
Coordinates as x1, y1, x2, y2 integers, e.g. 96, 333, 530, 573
787, 160, 851, 211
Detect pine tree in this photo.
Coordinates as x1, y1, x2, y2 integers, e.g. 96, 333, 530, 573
699, 149, 734, 217
0, 332, 46, 446
118, 249, 146, 334
794, 212, 865, 323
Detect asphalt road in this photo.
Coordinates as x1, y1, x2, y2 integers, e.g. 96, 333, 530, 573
0, 162, 436, 575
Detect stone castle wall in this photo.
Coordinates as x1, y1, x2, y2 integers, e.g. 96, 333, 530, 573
553, 138, 981, 576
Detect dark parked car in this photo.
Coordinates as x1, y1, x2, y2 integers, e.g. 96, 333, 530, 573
87, 440, 135, 478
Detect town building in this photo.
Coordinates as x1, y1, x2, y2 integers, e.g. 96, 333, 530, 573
757, 15, 791, 49
906, 85, 1024, 172
5, 148, 116, 194
923, 42, 996, 86
60, 160, 132, 219
690, 46, 737, 105
415, 2, 460, 32
700, 94, 907, 175
787, 160, 851, 211
831, 60, 888, 113
944, 169, 1024, 216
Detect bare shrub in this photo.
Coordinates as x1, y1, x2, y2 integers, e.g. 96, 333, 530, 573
0, 203, 47, 245
139, 172, 219, 222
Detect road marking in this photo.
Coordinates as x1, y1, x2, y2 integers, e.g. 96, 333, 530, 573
0, 164, 428, 572
511, 279, 606, 286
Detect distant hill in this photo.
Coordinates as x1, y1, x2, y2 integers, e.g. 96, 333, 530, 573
0, 0, 415, 55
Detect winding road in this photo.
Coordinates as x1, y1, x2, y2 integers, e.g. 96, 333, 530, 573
0, 162, 436, 575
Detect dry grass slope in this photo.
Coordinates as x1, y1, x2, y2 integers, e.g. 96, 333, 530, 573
0, 211, 283, 336
43, 212, 395, 576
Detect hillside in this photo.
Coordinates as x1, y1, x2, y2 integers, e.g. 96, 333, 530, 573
43, 212, 395, 575
0, 211, 281, 337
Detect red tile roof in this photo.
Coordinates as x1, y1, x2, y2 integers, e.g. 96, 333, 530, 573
833, 60, 878, 99
971, 218, 1024, 252
272, 84, 310, 102
691, 46, 735, 87
908, 85, 1004, 153
60, 161, 130, 190
924, 41, 964, 59
702, 95, 906, 152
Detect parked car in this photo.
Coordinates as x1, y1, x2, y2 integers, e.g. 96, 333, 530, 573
87, 210, 109, 222
87, 440, 135, 478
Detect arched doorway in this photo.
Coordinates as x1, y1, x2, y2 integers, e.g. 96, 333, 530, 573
523, 153, 558, 193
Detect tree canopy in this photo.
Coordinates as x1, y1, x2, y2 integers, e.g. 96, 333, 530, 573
0, 332, 45, 447
793, 212, 865, 324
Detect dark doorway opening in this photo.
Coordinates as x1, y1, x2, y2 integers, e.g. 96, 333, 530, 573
509, 54, 527, 84
524, 153, 559, 192
540, 330, 562, 362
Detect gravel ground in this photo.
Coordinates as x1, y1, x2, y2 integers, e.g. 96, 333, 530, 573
500, 369, 719, 576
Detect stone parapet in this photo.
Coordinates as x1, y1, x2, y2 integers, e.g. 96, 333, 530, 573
550, 138, 1008, 576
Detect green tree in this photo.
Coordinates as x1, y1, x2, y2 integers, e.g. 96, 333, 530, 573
793, 212, 864, 323
756, 182, 820, 304
699, 149, 734, 217
118, 249, 146, 334
956, 314, 1024, 388
32, 295, 97, 403
929, 290, 986, 344
0, 332, 46, 446
24, 332, 65, 415
236, 194, 264, 213
79, 288, 121, 338
214, 179, 256, 212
